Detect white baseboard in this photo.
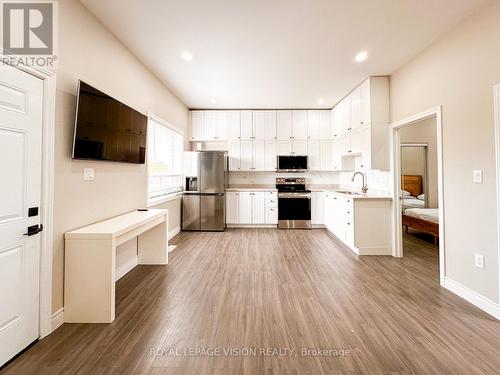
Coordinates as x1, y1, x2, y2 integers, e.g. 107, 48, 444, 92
51, 308, 64, 331
443, 277, 500, 320
115, 256, 138, 281
226, 224, 277, 228
168, 226, 180, 240
357, 246, 392, 256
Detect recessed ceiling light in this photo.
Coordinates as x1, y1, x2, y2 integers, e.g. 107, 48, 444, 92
211, 98, 217, 104
355, 51, 368, 63
182, 50, 193, 62
317, 98, 324, 105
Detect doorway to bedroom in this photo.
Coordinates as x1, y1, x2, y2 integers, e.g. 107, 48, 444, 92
391, 108, 445, 285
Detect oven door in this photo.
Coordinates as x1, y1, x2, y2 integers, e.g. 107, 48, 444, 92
278, 192, 311, 229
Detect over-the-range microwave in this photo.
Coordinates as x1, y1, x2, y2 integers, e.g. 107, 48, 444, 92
277, 155, 308, 173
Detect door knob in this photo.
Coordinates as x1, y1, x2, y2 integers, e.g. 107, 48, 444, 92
23, 224, 43, 236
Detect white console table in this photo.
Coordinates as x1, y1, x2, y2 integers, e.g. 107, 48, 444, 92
64, 209, 168, 323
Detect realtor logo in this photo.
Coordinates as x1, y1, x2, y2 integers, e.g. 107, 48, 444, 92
1, 1, 58, 68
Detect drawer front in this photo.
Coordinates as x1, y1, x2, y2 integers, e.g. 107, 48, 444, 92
265, 191, 277, 199
266, 198, 278, 208
266, 207, 278, 224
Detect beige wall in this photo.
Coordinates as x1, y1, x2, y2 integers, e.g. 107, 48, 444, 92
400, 117, 439, 207
52, 0, 189, 313
391, 1, 499, 302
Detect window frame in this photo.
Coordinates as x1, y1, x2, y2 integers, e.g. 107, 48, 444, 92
147, 113, 184, 206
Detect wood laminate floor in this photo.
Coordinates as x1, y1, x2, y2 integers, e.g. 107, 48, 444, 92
3, 229, 500, 374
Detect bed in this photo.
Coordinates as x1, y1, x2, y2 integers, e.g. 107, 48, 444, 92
401, 175, 439, 245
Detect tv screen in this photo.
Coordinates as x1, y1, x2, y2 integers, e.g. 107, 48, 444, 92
72, 81, 147, 164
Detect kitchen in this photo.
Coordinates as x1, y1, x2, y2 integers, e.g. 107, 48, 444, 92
181, 76, 392, 255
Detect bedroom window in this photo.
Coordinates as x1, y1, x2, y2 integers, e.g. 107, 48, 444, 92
147, 115, 183, 202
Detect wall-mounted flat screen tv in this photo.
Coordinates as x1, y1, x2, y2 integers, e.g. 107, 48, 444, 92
72, 80, 147, 164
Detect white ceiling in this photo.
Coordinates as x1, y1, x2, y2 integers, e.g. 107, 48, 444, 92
80, 0, 487, 109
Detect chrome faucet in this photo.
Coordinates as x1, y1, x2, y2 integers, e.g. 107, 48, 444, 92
351, 172, 368, 193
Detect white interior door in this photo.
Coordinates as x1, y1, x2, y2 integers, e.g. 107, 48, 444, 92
0, 65, 43, 366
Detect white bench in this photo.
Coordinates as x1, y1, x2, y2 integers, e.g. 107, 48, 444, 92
64, 209, 169, 323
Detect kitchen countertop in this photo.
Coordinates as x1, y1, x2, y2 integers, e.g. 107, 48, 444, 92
226, 184, 392, 200
225, 185, 277, 192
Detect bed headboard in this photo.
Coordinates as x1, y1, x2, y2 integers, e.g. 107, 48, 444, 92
402, 175, 423, 197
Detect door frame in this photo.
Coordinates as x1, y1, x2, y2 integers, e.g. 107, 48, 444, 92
1, 51, 56, 339
390, 106, 445, 286
493, 84, 500, 306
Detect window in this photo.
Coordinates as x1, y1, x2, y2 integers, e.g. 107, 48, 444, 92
147, 116, 183, 201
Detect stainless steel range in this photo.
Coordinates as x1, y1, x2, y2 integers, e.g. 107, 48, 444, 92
276, 177, 311, 229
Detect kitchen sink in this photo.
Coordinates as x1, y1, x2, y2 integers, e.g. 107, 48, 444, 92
336, 191, 363, 195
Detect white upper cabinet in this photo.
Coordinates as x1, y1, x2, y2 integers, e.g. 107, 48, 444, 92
204, 111, 217, 139
293, 140, 308, 155
264, 111, 277, 140
240, 110, 253, 140
307, 140, 320, 170
228, 141, 241, 171
360, 79, 371, 126
319, 141, 332, 170
330, 77, 390, 170
252, 111, 266, 140
292, 110, 308, 140
216, 111, 229, 140
350, 88, 363, 133
253, 141, 266, 171
240, 141, 253, 171
336, 99, 351, 136
307, 110, 320, 140
308, 140, 331, 170
191, 111, 204, 140
319, 110, 331, 139
265, 141, 277, 171
228, 111, 241, 140
188, 77, 389, 171
277, 110, 293, 140
277, 140, 292, 155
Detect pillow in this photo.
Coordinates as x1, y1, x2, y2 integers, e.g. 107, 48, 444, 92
417, 194, 425, 201
401, 190, 411, 197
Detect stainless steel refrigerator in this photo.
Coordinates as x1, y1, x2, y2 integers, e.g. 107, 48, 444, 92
182, 151, 228, 231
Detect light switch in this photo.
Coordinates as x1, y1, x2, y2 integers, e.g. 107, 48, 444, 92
83, 168, 95, 181
472, 170, 482, 184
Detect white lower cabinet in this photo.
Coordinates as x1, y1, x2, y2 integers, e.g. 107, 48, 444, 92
311, 192, 324, 225
252, 192, 266, 224
323, 192, 392, 255
226, 190, 278, 226
265, 191, 278, 224
226, 192, 239, 224
238, 192, 253, 224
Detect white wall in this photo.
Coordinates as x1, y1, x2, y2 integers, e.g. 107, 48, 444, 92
391, 1, 500, 303
52, 0, 189, 313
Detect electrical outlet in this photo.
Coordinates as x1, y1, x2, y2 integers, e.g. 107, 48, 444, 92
473, 170, 483, 184
83, 168, 94, 182
474, 253, 485, 269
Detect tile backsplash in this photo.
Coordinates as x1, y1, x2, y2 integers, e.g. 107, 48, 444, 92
228, 170, 391, 194
338, 170, 391, 194
228, 171, 339, 186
